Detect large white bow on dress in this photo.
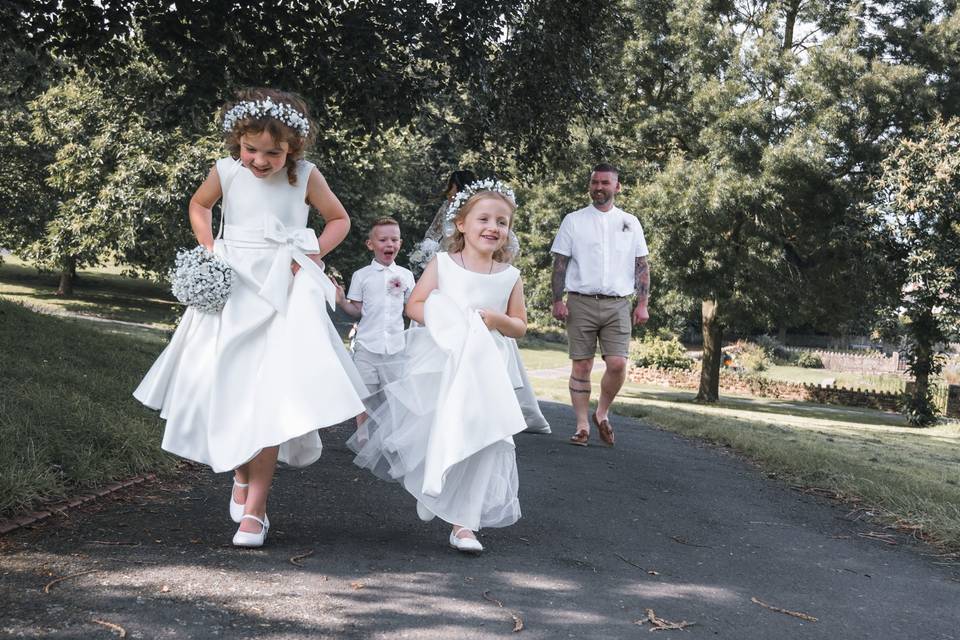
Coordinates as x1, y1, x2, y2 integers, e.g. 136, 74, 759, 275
257, 215, 337, 313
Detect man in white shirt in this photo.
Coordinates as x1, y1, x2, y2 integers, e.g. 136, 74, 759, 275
550, 164, 650, 447
336, 218, 416, 411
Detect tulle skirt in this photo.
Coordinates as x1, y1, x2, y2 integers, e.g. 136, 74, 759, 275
347, 324, 523, 531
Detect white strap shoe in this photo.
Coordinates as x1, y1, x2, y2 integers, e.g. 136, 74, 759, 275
232, 514, 269, 548
449, 527, 483, 555
230, 479, 248, 523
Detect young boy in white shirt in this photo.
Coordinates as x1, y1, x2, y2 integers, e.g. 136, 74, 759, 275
335, 217, 416, 419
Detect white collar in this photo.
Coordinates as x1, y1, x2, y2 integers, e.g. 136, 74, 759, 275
371, 259, 397, 272
588, 204, 619, 216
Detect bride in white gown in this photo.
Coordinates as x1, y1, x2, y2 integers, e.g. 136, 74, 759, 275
349, 183, 529, 554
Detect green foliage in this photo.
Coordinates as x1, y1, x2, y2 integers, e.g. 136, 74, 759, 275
755, 335, 793, 361
629, 335, 693, 370
795, 351, 824, 369
731, 340, 772, 373
869, 117, 960, 425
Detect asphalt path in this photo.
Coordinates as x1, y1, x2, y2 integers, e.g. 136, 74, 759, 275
2, 401, 958, 639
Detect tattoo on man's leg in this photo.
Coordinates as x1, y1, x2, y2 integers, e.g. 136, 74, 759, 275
570, 375, 591, 384
568, 387, 591, 395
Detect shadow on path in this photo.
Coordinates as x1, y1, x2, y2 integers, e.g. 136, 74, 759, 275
2, 402, 958, 639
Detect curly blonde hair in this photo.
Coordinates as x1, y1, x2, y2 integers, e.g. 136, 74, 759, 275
443, 192, 517, 262
222, 88, 316, 185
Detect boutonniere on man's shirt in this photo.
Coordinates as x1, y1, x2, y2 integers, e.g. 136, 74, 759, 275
387, 275, 406, 296
621, 221, 631, 232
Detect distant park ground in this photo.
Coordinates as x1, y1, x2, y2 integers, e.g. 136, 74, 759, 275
2, 258, 959, 553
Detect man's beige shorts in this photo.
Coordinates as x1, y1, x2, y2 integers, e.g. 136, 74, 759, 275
566, 293, 631, 360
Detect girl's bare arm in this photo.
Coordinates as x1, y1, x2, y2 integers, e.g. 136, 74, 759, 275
188, 167, 223, 251
305, 168, 350, 259
404, 257, 439, 325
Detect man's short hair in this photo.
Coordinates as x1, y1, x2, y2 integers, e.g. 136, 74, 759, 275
368, 217, 400, 237
591, 162, 619, 176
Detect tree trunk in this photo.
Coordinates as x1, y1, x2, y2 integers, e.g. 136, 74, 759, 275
783, 0, 800, 51
56, 256, 76, 297
696, 298, 722, 402
904, 309, 939, 426
777, 324, 787, 343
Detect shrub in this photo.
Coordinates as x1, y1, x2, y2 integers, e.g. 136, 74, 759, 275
733, 340, 772, 372
630, 336, 694, 370
795, 351, 824, 368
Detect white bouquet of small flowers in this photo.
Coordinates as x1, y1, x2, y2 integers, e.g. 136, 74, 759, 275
169, 246, 235, 313
408, 238, 440, 275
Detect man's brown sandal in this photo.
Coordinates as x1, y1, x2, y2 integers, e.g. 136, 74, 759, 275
592, 413, 615, 447
569, 430, 589, 447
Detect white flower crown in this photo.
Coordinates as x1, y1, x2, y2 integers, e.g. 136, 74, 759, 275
441, 179, 517, 239
223, 99, 310, 138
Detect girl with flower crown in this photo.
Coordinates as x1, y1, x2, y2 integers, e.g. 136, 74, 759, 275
135, 88, 366, 547
348, 182, 528, 555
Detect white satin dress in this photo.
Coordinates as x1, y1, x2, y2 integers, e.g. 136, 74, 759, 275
348, 252, 526, 530
135, 158, 366, 473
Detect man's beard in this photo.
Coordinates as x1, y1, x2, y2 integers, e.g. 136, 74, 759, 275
592, 191, 612, 206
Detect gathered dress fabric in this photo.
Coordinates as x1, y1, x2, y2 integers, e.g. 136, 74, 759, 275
419, 205, 550, 435
348, 252, 526, 530
134, 157, 366, 473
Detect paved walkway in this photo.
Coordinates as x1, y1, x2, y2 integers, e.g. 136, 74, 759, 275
2, 402, 958, 639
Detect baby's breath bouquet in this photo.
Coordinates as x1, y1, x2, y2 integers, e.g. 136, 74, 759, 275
169, 246, 235, 313
408, 238, 440, 275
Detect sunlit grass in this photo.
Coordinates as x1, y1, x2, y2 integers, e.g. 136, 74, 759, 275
0, 255, 179, 329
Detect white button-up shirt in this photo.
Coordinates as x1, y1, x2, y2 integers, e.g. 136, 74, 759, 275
550, 205, 649, 297
346, 260, 416, 354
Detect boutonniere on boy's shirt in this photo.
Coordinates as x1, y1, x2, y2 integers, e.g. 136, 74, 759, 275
387, 275, 406, 296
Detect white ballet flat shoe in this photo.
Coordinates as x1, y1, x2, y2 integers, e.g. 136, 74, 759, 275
232, 514, 269, 548
416, 501, 435, 522
230, 479, 248, 523
449, 528, 483, 555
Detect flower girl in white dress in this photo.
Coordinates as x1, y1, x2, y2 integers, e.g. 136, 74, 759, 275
135, 88, 366, 547
349, 182, 528, 554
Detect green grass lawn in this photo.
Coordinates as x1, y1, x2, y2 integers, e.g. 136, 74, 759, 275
0, 256, 179, 329
760, 364, 908, 393
517, 336, 569, 370
0, 297, 174, 515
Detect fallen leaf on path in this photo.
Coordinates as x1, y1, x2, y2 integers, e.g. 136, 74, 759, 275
350, 581, 365, 590
160, 585, 170, 593
751, 597, 818, 622
636, 609, 695, 631
289, 549, 314, 567
43, 569, 101, 593
92, 619, 126, 638
483, 590, 525, 633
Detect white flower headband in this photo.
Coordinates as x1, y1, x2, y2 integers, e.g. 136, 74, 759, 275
223, 98, 310, 138
442, 179, 517, 239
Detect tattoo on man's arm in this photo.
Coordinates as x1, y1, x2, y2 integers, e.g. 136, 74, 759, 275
552, 254, 569, 302
635, 256, 650, 302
